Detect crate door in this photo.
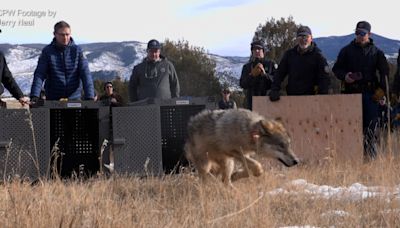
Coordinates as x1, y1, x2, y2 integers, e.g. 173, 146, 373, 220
112, 105, 162, 175
0, 108, 50, 180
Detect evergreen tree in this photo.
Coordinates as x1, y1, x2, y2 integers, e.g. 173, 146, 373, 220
161, 39, 222, 98
253, 16, 300, 62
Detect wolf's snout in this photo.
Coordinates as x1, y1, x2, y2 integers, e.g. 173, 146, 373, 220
279, 157, 299, 167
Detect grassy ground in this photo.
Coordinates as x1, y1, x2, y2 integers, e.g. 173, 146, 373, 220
1, 148, 400, 227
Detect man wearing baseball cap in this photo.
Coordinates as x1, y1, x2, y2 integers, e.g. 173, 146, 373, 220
0, 29, 30, 107
240, 39, 276, 110
129, 39, 180, 102
332, 21, 389, 159
270, 25, 330, 101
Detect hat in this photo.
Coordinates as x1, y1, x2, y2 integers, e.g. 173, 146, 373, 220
147, 39, 161, 49
104, 81, 113, 89
297, 26, 312, 36
222, 88, 231, 94
250, 40, 265, 51
356, 21, 371, 33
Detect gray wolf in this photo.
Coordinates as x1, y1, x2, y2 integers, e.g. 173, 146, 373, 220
184, 108, 298, 184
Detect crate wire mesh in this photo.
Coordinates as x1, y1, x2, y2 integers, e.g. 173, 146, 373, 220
160, 105, 205, 173
0, 108, 49, 181
50, 108, 99, 177
112, 105, 163, 175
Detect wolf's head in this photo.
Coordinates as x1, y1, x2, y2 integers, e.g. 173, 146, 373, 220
254, 119, 298, 167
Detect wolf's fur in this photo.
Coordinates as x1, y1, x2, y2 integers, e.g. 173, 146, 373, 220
185, 108, 298, 184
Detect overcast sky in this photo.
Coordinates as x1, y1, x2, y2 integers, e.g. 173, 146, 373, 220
1, 0, 399, 56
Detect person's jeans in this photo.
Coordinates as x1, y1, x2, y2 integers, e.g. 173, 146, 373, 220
362, 92, 383, 159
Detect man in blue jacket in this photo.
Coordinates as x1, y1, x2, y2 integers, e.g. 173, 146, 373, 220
30, 21, 95, 101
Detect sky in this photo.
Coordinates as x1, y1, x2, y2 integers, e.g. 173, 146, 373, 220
0, 0, 399, 56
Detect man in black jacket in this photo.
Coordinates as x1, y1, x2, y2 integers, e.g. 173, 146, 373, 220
0, 30, 29, 107
218, 88, 237, 109
240, 40, 276, 110
99, 81, 124, 107
332, 21, 389, 159
269, 26, 330, 101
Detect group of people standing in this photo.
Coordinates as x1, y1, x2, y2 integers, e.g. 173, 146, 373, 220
0, 20, 398, 158
0, 21, 180, 107
239, 20, 395, 158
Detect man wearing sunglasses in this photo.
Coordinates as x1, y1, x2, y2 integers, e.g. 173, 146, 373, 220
218, 88, 237, 109
30, 21, 95, 102
332, 21, 389, 159
99, 81, 124, 107
269, 26, 330, 102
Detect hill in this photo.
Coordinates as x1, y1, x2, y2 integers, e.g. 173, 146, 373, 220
1, 34, 399, 96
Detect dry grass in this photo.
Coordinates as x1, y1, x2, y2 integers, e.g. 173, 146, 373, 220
0, 150, 400, 228
2, 115, 400, 227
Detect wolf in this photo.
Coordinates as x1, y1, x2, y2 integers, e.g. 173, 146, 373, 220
184, 108, 298, 184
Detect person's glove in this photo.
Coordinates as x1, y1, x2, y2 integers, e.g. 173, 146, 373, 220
29, 96, 40, 108
269, 90, 280, 102
250, 63, 262, 77
372, 88, 385, 102
30, 96, 39, 104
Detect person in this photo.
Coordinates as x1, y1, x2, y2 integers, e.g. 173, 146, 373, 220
99, 81, 124, 171
30, 21, 95, 102
392, 48, 400, 102
218, 88, 237, 109
240, 40, 276, 110
269, 26, 330, 102
99, 81, 124, 107
0, 28, 29, 106
332, 21, 389, 159
129, 39, 180, 102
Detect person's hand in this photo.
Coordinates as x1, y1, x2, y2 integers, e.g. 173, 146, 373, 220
29, 96, 39, 108
30, 96, 39, 104
345, 72, 355, 83
110, 98, 117, 103
378, 96, 386, 106
256, 63, 266, 75
269, 90, 280, 102
250, 64, 262, 77
19, 97, 30, 106
372, 88, 385, 103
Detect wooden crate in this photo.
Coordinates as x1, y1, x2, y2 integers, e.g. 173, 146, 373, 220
253, 94, 363, 164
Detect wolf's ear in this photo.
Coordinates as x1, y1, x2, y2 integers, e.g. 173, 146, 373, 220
258, 120, 272, 136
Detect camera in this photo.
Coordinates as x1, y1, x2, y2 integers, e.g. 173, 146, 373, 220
349, 72, 362, 81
